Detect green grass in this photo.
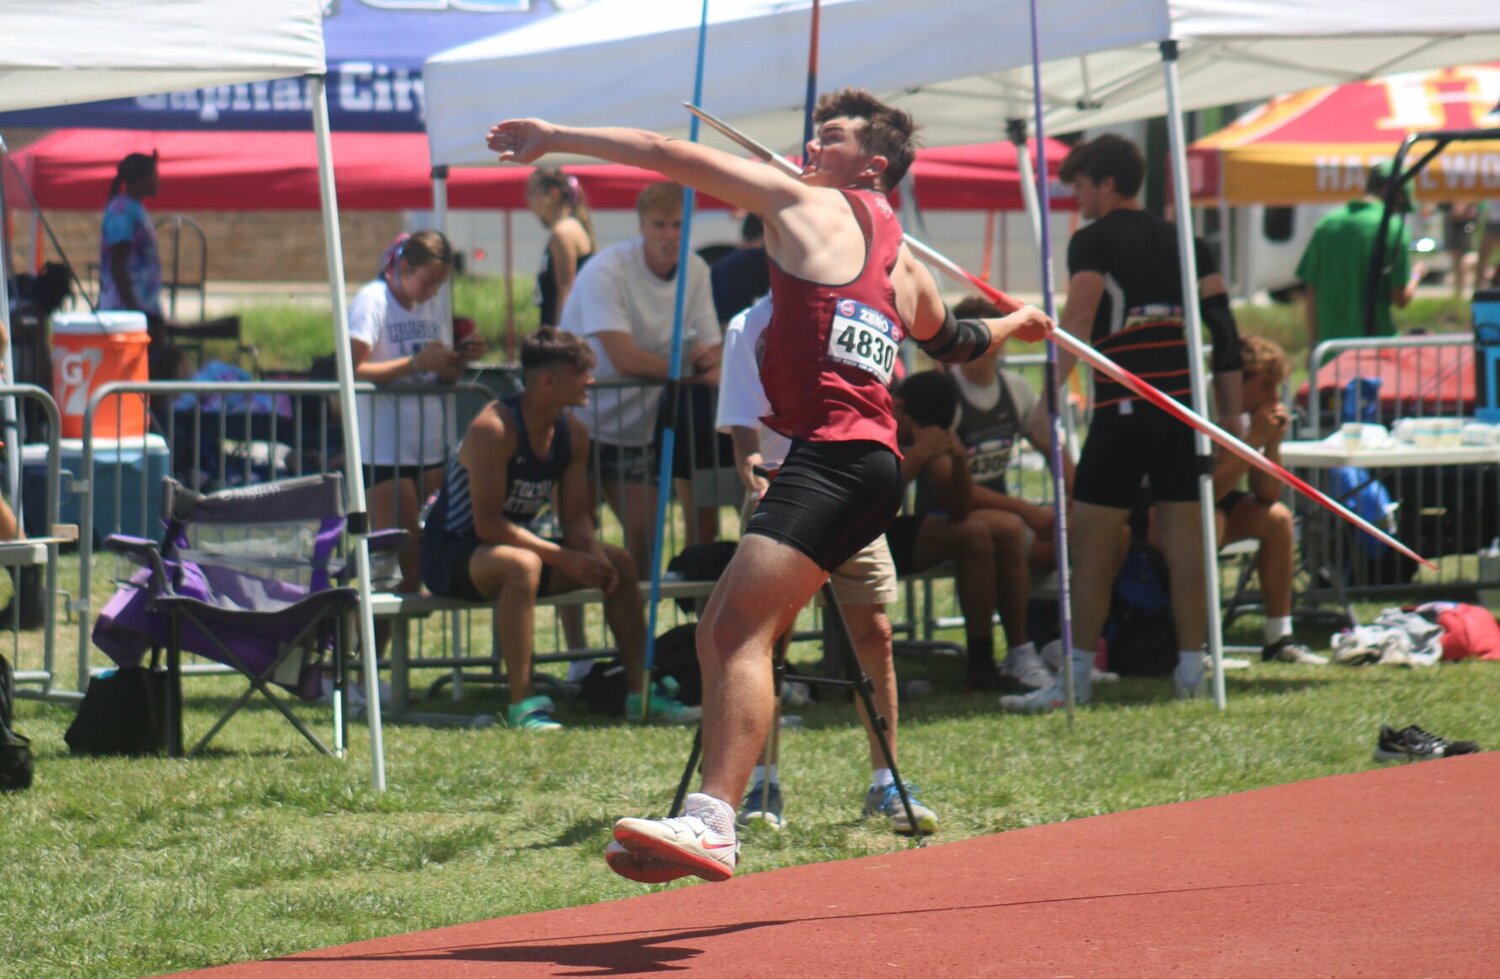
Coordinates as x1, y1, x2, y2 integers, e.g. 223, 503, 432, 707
231, 276, 538, 373
4, 551, 1498, 977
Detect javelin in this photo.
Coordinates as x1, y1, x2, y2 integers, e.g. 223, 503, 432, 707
683, 102, 1433, 570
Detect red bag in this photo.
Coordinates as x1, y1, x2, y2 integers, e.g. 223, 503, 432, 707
1419, 603, 1500, 661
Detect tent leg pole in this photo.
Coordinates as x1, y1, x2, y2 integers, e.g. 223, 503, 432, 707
1162, 42, 1227, 711
311, 74, 388, 788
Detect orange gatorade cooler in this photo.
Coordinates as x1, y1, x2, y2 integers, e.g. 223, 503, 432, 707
51, 311, 151, 438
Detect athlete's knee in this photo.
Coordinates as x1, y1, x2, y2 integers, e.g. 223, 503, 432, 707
603, 543, 639, 584
958, 516, 995, 556
1267, 502, 1294, 539
505, 549, 544, 592
846, 607, 894, 653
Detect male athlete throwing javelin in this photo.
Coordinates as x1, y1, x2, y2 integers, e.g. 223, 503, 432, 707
489, 90, 1054, 883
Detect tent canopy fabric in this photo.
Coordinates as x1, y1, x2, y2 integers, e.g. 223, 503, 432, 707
4, 130, 1072, 213
1189, 64, 1500, 205
423, 0, 1500, 165
0, 0, 569, 132
0, 0, 325, 114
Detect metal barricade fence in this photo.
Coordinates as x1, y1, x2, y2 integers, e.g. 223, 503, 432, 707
69, 375, 738, 698
1299, 332, 1496, 601
3, 384, 64, 699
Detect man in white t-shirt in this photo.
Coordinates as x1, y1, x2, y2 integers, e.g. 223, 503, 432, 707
713, 295, 938, 836
559, 182, 723, 569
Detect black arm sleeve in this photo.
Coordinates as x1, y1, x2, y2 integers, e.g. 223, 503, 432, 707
1201, 293, 1242, 374
917, 305, 993, 364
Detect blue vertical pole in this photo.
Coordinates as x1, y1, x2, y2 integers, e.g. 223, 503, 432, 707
1025, 0, 1079, 723
640, 0, 711, 717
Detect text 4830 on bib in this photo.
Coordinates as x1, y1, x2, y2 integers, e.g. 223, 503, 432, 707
827, 298, 900, 384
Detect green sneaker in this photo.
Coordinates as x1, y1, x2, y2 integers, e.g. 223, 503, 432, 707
507, 695, 563, 731
625, 679, 702, 725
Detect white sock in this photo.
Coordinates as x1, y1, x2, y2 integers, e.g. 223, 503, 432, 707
684, 792, 736, 836
751, 764, 778, 786
870, 767, 894, 789
1264, 617, 1293, 644
1005, 641, 1037, 661
1178, 650, 1207, 672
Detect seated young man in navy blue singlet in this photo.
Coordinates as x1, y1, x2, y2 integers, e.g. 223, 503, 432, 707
420, 328, 699, 731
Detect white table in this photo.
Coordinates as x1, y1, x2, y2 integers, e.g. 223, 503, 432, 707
1279, 441, 1500, 470
1278, 439, 1500, 615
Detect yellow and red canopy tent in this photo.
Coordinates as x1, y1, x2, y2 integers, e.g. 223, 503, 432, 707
1188, 63, 1500, 206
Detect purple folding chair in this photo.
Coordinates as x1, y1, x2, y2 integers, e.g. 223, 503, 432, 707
95, 473, 402, 757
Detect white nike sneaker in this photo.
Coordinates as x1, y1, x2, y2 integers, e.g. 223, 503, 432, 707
604, 841, 695, 884
612, 796, 739, 883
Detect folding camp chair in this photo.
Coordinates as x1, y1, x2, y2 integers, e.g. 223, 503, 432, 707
94, 473, 402, 757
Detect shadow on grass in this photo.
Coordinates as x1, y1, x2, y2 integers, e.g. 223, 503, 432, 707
519, 814, 616, 852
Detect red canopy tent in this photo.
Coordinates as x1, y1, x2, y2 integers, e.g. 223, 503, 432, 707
5, 129, 1072, 213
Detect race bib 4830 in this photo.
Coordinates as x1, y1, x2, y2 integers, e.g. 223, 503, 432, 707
827, 298, 899, 383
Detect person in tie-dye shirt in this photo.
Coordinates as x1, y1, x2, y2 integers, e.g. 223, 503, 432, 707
98, 153, 162, 324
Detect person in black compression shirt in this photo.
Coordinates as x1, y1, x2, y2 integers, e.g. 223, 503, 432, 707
1002, 134, 1244, 711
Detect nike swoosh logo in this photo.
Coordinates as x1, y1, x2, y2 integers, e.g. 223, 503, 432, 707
702, 840, 737, 850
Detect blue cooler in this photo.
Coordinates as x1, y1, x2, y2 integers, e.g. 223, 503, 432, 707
21, 435, 170, 543
1475, 288, 1500, 422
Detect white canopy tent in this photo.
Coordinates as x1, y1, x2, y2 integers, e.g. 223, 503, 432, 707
425, 0, 1500, 161
424, 0, 1500, 710
0, 0, 390, 789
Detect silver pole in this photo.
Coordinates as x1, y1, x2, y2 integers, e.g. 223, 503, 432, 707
1162, 43, 1227, 709
310, 76, 387, 789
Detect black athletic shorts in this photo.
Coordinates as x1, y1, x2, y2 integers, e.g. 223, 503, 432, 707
363, 462, 439, 488
885, 513, 924, 578
421, 531, 556, 603
1217, 488, 1248, 516
1074, 402, 1199, 509
746, 439, 904, 572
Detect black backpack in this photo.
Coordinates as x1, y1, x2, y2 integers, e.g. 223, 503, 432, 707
64, 666, 170, 757
578, 624, 702, 714
0, 654, 34, 792
1104, 542, 1178, 676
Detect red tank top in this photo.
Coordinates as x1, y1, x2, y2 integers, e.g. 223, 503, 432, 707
760, 188, 904, 453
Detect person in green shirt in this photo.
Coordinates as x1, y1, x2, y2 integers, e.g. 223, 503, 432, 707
1296, 161, 1425, 346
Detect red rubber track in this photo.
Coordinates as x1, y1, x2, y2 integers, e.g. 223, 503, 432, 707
176, 753, 1500, 977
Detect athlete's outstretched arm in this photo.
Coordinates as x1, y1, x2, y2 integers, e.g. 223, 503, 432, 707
898, 247, 1054, 362
488, 119, 806, 224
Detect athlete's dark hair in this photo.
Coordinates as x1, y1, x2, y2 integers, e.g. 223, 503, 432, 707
1058, 134, 1145, 199
527, 166, 597, 249
814, 88, 920, 190
952, 295, 1003, 320
108, 152, 157, 201
897, 370, 958, 429
522, 326, 595, 376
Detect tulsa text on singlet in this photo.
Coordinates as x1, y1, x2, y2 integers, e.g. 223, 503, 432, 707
758, 189, 905, 454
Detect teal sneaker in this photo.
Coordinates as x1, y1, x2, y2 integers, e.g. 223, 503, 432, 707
862, 781, 939, 836
625, 678, 702, 725
507, 694, 563, 731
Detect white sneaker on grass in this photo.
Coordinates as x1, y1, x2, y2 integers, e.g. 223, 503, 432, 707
999, 652, 1092, 713
1001, 644, 1054, 690
610, 793, 738, 883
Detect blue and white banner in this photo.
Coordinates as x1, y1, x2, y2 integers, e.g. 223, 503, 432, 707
0, 0, 591, 132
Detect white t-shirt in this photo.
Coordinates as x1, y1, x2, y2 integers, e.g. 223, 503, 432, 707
715, 295, 792, 466
348, 278, 453, 467
559, 239, 720, 447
